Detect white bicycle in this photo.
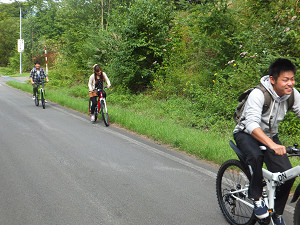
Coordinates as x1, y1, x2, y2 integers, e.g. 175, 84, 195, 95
216, 140, 300, 225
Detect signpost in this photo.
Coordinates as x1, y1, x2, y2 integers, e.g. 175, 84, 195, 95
19, 5, 22, 74
18, 39, 24, 53
45, 45, 48, 74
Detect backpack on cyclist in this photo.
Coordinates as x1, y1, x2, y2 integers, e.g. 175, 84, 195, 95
233, 84, 294, 124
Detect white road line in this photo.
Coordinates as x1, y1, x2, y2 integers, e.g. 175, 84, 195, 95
50, 103, 296, 214
105, 128, 217, 178
51, 103, 217, 178
105, 128, 297, 214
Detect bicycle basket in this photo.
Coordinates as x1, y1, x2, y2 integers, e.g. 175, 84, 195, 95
89, 91, 98, 97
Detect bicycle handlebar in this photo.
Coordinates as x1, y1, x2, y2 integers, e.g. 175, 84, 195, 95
90, 87, 108, 93
286, 144, 300, 154
96, 86, 108, 91
259, 144, 300, 155
36, 80, 48, 85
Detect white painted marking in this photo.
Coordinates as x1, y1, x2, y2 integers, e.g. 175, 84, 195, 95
50, 103, 296, 214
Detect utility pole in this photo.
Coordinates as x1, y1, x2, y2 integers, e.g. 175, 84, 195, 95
18, 3, 24, 74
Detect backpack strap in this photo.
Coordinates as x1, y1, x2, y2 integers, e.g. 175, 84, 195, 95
257, 84, 295, 111
288, 89, 295, 110
255, 84, 272, 114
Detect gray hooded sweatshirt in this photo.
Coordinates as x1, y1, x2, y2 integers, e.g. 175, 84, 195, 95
233, 75, 300, 137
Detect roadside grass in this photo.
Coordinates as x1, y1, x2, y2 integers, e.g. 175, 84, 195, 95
7, 81, 236, 165
6, 81, 300, 190
0, 67, 30, 77
111, 105, 236, 163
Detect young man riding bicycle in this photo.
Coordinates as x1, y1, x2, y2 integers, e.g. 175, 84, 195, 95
233, 58, 300, 225
30, 61, 49, 100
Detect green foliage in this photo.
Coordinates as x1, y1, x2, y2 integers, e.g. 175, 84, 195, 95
68, 84, 89, 100
0, 2, 30, 67
280, 112, 300, 136
246, 0, 273, 14
0, 17, 19, 66
152, 0, 239, 97
0, 67, 16, 75
108, 0, 174, 92
2, 0, 300, 140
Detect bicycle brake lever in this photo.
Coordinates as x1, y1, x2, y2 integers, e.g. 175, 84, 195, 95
286, 146, 297, 154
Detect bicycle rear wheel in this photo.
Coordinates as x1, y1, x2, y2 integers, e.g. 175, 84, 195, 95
41, 90, 45, 109
100, 100, 109, 126
216, 159, 256, 225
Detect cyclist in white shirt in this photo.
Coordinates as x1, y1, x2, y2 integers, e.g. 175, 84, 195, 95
88, 64, 111, 122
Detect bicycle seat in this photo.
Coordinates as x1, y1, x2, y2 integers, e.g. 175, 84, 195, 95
229, 140, 248, 165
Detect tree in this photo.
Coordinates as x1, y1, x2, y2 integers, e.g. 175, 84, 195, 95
0, 2, 29, 66
109, 0, 174, 92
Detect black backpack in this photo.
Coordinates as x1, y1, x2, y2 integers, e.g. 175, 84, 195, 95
233, 84, 294, 124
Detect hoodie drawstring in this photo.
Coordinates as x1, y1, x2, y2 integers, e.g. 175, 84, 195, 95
268, 99, 276, 137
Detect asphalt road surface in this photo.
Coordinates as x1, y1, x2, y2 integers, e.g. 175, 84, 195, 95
0, 77, 295, 225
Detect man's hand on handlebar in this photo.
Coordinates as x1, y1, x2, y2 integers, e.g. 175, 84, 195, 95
270, 143, 286, 156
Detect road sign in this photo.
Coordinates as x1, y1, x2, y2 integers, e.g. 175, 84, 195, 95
18, 39, 24, 52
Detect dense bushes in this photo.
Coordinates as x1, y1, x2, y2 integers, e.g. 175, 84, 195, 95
106, 0, 174, 91
1, 0, 300, 135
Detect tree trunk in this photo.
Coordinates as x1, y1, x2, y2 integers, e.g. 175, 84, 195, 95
106, 0, 111, 30
101, 0, 104, 31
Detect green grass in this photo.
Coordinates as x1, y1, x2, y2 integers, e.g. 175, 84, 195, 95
0, 67, 30, 77
6, 81, 300, 190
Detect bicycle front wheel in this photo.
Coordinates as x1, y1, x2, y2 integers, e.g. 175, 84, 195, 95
100, 100, 109, 126
41, 90, 45, 109
216, 159, 256, 225
94, 105, 98, 122
35, 94, 39, 106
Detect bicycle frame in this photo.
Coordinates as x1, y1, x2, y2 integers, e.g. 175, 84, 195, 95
227, 141, 300, 217
262, 166, 300, 213
91, 89, 107, 114
99, 91, 107, 113
39, 84, 45, 96
36, 82, 45, 94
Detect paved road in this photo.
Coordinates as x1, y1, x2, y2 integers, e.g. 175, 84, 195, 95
0, 77, 295, 225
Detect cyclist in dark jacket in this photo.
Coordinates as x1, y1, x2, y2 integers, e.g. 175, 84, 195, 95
29, 61, 49, 99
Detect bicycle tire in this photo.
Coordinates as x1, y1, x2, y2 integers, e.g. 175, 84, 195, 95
89, 100, 91, 114
101, 100, 109, 126
41, 90, 45, 109
35, 94, 39, 106
216, 159, 256, 225
294, 199, 300, 225
94, 105, 98, 122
